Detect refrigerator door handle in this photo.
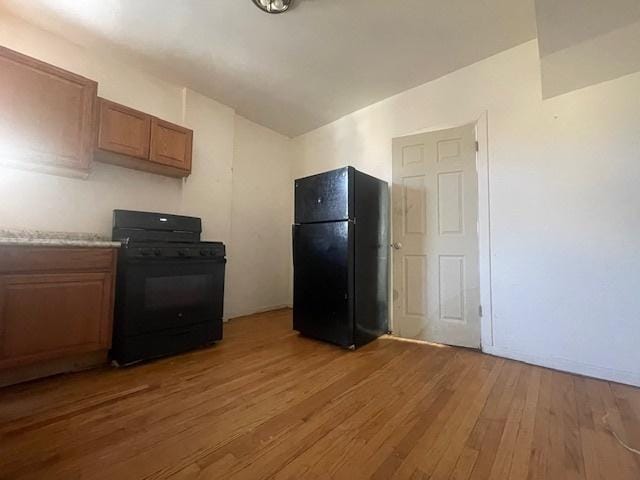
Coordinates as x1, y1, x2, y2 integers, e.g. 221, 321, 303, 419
292, 224, 297, 266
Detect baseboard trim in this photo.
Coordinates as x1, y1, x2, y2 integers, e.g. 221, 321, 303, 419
483, 345, 640, 387
226, 304, 292, 321
0, 350, 108, 388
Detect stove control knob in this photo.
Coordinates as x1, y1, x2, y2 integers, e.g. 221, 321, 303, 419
178, 249, 188, 257
200, 249, 208, 256
140, 248, 152, 256
153, 249, 162, 257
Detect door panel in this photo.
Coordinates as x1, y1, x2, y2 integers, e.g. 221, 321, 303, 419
293, 221, 353, 347
437, 171, 464, 235
149, 117, 193, 171
401, 144, 425, 166
0, 46, 97, 174
97, 98, 151, 159
403, 175, 427, 235
403, 255, 427, 317
0, 272, 112, 367
438, 255, 465, 321
392, 125, 480, 348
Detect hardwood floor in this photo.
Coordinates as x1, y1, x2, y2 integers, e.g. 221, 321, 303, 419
1, 309, 639, 479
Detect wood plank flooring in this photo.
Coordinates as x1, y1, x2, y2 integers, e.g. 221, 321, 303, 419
0, 309, 639, 479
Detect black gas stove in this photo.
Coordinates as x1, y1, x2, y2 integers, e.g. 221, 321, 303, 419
111, 210, 225, 365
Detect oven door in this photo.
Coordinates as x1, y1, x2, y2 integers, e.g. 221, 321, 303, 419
115, 257, 225, 337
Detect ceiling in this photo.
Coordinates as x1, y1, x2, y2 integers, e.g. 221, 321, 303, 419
1, 0, 537, 137
535, 0, 640, 98
535, 0, 640, 56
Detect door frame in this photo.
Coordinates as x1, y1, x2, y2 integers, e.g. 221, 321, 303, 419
390, 111, 493, 349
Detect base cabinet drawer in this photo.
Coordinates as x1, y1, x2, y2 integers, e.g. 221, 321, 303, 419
0, 246, 115, 273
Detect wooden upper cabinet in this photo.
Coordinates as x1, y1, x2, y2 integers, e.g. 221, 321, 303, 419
97, 99, 151, 160
0, 46, 97, 177
96, 97, 193, 178
150, 117, 193, 171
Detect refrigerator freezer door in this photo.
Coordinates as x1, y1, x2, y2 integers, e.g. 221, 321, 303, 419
294, 167, 353, 224
293, 221, 354, 347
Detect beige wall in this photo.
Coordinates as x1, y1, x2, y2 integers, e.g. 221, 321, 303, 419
0, 12, 292, 319
227, 116, 292, 318
293, 40, 640, 386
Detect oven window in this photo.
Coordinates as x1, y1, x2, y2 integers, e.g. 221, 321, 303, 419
145, 274, 215, 310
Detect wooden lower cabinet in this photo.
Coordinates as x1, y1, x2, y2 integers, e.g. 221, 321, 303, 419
0, 247, 116, 381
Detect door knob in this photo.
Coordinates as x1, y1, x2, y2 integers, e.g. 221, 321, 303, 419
391, 242, 402, 250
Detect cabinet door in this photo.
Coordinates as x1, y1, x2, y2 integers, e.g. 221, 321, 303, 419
0, 46, 97, 176
97, 98, 151, 159
0, 272, 114, 368
150, 117, 193, 172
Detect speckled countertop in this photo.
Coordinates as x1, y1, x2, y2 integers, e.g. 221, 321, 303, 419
0, 228, 121, 248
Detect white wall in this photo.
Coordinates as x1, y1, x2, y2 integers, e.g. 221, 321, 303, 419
0, 12, 292, 319
181, 89, 235, 246
293, 40, 640, 386
226, 116, 292, 318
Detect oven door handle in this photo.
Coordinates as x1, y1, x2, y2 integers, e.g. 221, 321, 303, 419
170, 330, 192, 337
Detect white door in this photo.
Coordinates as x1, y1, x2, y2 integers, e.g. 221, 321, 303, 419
392, 125, 480, 348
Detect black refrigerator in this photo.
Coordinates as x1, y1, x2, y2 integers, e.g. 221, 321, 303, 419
293, 166, 389, 349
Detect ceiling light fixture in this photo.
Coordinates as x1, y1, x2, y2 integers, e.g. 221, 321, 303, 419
252, 0, 293, 14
